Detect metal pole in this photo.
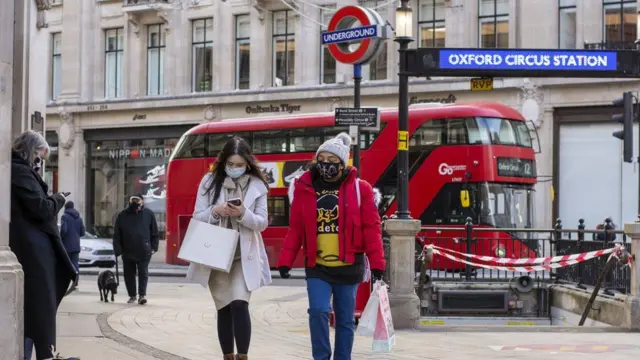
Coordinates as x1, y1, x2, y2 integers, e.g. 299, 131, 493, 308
353, 64, 361, 171
395, 37, 411, 219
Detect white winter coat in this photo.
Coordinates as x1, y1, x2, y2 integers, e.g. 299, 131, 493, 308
186, 173, 272, 291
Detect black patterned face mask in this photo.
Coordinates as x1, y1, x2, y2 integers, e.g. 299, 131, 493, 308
33, 156, 42, 172
316, 161, 340, 180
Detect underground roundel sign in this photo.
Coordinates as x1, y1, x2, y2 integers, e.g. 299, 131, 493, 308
322, 6, 387, 65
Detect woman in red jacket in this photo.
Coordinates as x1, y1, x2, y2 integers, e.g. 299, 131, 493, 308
278, 132, 386, 360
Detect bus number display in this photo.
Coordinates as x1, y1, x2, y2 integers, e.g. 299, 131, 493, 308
496, 157, 535, 178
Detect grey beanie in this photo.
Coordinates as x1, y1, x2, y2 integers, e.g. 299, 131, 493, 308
316, 132, 352, 165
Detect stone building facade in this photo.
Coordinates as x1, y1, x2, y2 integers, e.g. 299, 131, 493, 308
25, 0, 640, 234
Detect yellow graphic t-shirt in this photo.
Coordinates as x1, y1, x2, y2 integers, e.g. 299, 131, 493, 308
316, 188, 347, 267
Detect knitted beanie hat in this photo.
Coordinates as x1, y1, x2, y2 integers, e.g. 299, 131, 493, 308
316, 132, 352, 165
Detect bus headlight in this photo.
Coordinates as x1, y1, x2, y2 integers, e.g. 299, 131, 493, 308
495, 246, 506, 258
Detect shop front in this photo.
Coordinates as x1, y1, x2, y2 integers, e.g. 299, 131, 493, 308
84, 125, 194, 239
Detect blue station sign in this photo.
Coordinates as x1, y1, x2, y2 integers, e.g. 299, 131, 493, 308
321, 25, 382, 46
407, 48, 640, 78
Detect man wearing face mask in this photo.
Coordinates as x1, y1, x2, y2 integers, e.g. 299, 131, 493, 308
278, 132, 385, 360
113, 194, 159, 304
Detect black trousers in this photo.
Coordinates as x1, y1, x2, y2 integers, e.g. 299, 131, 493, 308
122, 256, 151, 297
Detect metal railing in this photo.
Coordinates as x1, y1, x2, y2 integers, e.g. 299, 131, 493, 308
408, 217, 632, 294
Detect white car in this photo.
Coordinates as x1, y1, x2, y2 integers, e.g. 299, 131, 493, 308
79, 232, 116, 268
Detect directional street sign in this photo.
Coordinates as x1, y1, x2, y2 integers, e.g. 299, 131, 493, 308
335, 108, 379, 128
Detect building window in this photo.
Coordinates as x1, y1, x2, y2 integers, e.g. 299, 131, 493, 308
192, 18, 213, 92
603, 0, 637, 43
272, 10, 295, 86
104, 28, 124, 98
320, 5, 336, 84
359, 0, 387, 80
418, 0, 446, 47
51, 33, 62, 100
235, 14, 251, 90
478, 0, 509, 48
558, 0, 577, 49
147, 24, 165, 96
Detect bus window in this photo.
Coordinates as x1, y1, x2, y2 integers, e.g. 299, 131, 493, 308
446, 118, 468, 144
466, 118, 491, 144
207, 133, 252, 156
267, 196, 289, 226
479, 117, 517, 145
512, 121, 533, 148
419, 183, 476, 225
411, 120, 444, 146
253, 130, 288, 154
289, 128, 322, 152
171, 134, 207, 158
360, 122, 387, 149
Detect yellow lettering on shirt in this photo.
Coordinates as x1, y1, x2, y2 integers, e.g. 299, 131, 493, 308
315, 189, 346, 267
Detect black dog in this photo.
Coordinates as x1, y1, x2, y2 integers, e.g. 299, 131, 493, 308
97, 270, 118, 303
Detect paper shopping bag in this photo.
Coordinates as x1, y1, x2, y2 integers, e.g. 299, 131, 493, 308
178, 218, 239, 273
355, 280, 381, 337
372, 282, 396, 353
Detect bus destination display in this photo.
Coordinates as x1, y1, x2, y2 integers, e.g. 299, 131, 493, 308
496, 157, 536, 178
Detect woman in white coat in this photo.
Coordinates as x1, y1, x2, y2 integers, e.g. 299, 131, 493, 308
191, 136, 272, 360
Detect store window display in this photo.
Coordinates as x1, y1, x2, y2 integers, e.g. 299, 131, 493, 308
87, 138, 177, 239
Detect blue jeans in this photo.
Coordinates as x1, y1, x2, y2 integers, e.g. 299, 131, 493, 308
306, 278, 359, 360
24, 337, 33, 360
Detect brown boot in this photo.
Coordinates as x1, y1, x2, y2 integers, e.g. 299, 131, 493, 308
223, 354, 235, 360
236, 355, 248, 360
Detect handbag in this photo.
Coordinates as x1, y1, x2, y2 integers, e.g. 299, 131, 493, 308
178, 214, 239, 273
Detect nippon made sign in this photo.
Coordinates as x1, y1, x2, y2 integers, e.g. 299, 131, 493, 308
323, 6, 388, 65
321, 25, 382, 45
407, 48, 640, 78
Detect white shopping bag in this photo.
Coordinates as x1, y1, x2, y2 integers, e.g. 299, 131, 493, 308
178, 217, 239, 273
355, 280, 381, 337
372, 281, 396, 353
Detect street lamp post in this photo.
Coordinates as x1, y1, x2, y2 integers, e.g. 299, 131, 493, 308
395, 1, 413, 219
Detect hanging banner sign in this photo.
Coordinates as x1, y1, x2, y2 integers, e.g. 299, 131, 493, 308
406, 48, 640, 78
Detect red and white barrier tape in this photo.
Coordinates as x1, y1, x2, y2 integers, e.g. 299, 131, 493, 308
423, 244, 616, 265
426, 247, 615, 272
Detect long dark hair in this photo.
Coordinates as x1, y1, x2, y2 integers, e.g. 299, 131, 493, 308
204, 136, 268, 204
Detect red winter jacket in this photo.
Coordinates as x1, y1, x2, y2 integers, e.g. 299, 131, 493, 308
278, 167, 386, 271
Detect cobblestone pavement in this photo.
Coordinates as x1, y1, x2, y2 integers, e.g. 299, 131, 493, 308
105, 283, 640, 360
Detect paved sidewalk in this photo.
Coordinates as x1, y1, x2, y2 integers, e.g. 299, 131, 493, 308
104, 283, 640, 360
79, 263, 306, 279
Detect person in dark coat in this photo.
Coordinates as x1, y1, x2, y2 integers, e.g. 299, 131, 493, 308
113, 193, 159, 305
9, 130, 79, 360
60, 201, 85, 291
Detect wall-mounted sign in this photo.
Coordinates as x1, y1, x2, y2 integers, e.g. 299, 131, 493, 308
440, 49, 616, 71
108, 148, 173, 159
245, 104, 302, 114
496, 157, 536, 178
87, 104, 108, 111
410, 94, 456, 105
133, 114, 147, 121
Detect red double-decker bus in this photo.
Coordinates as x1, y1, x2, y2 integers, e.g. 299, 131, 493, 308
165, 102, 538, 268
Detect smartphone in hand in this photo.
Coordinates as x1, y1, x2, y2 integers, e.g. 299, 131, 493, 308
227, 198, 242, 206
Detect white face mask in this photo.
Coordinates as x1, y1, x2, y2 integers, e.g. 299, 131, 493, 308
225, 166, 246, 179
